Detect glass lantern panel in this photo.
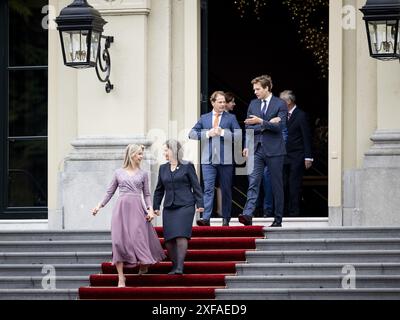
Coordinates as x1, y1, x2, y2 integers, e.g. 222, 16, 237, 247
396, 20, 400, 55
90, 32, 101, 64
61, 30, 90, 67
368, 20, 397, 55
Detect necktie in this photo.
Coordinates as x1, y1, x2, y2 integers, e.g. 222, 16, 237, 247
213, 113, 220, 128
261, 100, 267, 115
288, 112, 292, 121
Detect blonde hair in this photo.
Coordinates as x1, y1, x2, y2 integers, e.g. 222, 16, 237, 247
123, 144, 145, 168
210, 91, 225, 103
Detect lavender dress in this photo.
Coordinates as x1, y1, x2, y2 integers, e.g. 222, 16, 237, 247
101, 168, 166, 266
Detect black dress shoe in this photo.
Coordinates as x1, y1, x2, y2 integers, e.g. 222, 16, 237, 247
269, 221, 282, 227
222, 219, 229, 226
196, 219, 210, 226
238, 214, 252, 226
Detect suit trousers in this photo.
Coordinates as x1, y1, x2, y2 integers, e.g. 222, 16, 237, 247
263, 165, 273, 213
283, 158, 304, 216
243, 144, 284, 223
201, 164, 233, 221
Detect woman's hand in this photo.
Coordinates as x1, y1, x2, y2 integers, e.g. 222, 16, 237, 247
154, 210, 161, 216
92, 204, 101, 216
196, 207, 204, 213
146, 212, 156, 222
146, 208, 156, 222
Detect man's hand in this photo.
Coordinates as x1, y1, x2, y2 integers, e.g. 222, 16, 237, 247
196, 207, 204, 213
208, 127, 223, 137
269, 117, 281, 124
244, 115, 263, 125
305, 160, 313, 170
207, 128, 218, 137
215, 127, 222, 136
242, 148, 249, 158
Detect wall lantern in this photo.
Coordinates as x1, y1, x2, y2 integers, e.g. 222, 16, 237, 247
360, 0, 400, 61
55, 0, 114, 92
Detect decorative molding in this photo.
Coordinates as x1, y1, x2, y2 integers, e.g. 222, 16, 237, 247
67, 135, 155, 161
89, 0, 151, 16
365, 130, 400, 156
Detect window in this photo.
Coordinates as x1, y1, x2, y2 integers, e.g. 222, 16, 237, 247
0, 1, 48, 219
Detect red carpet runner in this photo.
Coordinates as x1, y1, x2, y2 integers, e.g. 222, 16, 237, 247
79, 226, 264, 300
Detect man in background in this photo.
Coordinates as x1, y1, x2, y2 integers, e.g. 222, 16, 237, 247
280, 90, 313, 217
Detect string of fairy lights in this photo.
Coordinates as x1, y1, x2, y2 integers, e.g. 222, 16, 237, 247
234, 0, 269, 19
234, 0, 329, 79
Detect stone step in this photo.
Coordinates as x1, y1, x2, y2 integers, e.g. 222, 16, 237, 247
235, 263, 400, 276
215, 288, 400, 300
255, 238, 400, 251
246, 250, 400, 264
0, 240, 112, 252
0, 252, 111, 264
0, 237, 258, 252
0, 276, 90, 289
2, 238, 398, 253
0, 231, 111, 241
0, 264, 102, 277
225, 275, 400, 289
0, 289, 79, 300
264, 227, 400, 239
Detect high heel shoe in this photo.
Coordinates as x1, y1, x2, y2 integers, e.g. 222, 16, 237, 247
138, 265, 148, 275
117, 276, 126, 288
168, 268, 177, 275
174, 265, 184, 275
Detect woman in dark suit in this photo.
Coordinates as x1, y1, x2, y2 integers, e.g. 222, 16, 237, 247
153, 140, 204, 274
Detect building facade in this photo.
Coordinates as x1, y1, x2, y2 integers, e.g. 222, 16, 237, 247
0, 0, 399, 230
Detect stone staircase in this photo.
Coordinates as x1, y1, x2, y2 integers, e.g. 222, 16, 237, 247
1, 227, 400, 300
0, 231, 111, 300
216, 227, 400, 300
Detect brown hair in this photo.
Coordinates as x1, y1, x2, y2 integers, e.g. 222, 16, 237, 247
210, 91, 226, 103
251, 75, 273, 91
164, 139, 184, 164
224, 92, 235, 103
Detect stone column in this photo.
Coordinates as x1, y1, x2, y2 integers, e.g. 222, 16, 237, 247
61, 136, 158, 230
360, 59, 400, 226
49, 0, 155, 229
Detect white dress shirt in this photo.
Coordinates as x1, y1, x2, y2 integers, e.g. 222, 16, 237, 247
206, 111, 225, 138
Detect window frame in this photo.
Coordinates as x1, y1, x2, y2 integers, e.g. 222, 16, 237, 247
0, 1, 48, 220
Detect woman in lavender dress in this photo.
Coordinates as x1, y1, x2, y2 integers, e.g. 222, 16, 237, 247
92, 144, 166, 287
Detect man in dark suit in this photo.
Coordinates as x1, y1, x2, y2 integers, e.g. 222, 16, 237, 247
239, 75, 287, 227
280, 90, 313, 217
189, 91, 241, 226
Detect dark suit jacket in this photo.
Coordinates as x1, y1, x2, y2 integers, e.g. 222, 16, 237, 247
245, 96, 287, 156
153, 162, 204, 210
189, 111, 241, 165
286, 107, 313, 163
